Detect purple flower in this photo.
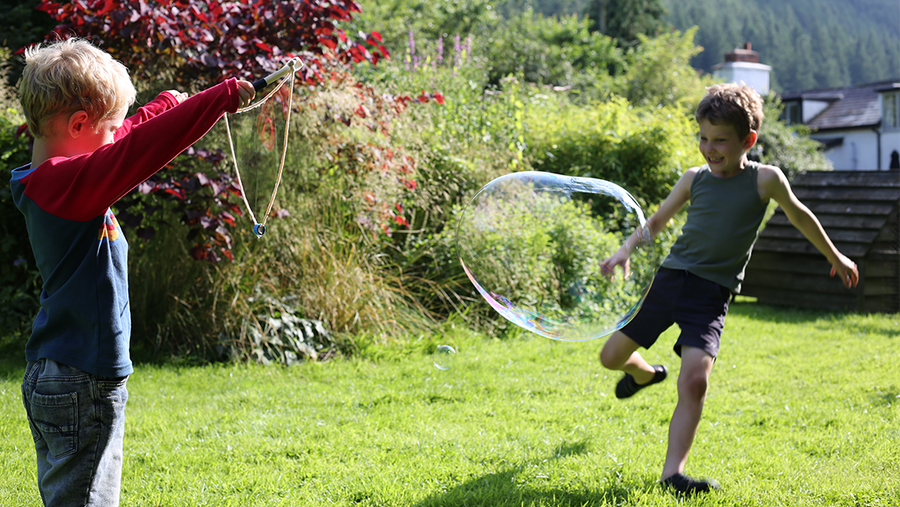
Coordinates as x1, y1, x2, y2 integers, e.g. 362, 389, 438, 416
408, 29, 416, 71
13, 259, 27, 268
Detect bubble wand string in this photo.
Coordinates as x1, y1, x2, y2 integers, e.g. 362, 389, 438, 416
224, 57, 302, 237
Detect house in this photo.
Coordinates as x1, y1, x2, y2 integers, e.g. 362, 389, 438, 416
710, 41, 900, 171
712, 42, 772, 96
781, 80, 900, 170
710, 44, 900, 313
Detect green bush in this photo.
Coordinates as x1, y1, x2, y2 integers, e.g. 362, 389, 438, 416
456, 184, 627, 331
525, 96, 703, 208
477, 9, 622, 95
0, 98, 40, 338
613, 28, 711, 110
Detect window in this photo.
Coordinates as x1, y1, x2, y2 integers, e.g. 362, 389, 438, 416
784, 101, 802, 125
883, 92, 899, 130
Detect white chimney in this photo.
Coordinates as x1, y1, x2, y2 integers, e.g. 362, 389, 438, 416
712, 42, 772, 96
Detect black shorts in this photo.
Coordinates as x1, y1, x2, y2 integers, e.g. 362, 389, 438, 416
620, 267, 731, 358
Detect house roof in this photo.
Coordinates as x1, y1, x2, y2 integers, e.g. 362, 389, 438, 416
781, 79, 899, 131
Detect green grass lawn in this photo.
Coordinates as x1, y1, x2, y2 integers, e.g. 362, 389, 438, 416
2, 301, 898, 506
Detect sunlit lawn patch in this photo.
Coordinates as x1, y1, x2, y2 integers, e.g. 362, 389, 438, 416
1, 302, 897, 506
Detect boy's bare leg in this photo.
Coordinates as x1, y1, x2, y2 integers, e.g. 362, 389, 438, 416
662, 345, 715, 480
599, 331, 656, 384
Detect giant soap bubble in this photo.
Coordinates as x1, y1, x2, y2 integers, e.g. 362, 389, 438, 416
456, 171, 662, 342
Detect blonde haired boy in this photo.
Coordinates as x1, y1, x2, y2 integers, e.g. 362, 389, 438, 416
599, 83, 858, 494
13, 38, 254, 506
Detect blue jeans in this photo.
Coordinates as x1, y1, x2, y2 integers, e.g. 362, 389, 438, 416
22, 359, 129, 507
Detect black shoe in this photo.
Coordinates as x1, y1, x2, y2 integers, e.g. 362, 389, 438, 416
614, 365, 667, 399
661, 473, 721, 494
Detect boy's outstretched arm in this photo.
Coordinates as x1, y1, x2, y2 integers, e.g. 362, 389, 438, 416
601, 167, 697, 278
759, 165, 859, 288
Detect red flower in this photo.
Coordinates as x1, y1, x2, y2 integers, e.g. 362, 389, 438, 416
434, 93, 445, 105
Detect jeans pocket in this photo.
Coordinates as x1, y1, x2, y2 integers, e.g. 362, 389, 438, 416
28, 391, 79, 459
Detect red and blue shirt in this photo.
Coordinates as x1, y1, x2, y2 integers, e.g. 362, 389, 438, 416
11, 79, 243, 377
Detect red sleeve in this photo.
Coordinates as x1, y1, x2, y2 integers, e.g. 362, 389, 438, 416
113, 91, 180, 141
22, 79, 243, 221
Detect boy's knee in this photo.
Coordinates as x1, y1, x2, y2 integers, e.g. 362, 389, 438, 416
679, 370, 709, 400
599, 331, 640, 371
599, 346, 622, 370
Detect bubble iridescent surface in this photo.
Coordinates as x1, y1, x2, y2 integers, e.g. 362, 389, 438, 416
456, 171, 662, 342
433, 345, 458, 370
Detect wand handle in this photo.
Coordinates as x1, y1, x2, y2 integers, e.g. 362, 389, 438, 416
251, 57, 303, 92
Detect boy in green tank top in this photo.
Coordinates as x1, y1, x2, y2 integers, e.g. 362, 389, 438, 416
598, 83, 859, 494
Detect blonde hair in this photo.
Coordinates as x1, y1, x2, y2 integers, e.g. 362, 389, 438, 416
695, 83, 764, 140
18, 38, 136, 138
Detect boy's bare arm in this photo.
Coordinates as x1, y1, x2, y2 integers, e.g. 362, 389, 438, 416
759, 165, 859, 288
602, 167, 696, 277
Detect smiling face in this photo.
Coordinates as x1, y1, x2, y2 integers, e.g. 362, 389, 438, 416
697, 119, 756, 178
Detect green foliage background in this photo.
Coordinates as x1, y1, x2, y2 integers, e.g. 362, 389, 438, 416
481, 0, 900, 92
0, 2, 833, 361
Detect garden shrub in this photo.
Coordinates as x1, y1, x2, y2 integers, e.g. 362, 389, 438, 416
0, 97, 40, 338
525, 96, 703, 208
613, 28, 710, 110
477, 9, 622, 95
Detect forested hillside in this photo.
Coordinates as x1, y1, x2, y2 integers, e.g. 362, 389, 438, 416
664, 0, 900, 92
499, 0, 900, 93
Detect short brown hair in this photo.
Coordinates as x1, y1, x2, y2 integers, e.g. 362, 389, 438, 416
18, 38, 136, 138
695, 83, 764, 140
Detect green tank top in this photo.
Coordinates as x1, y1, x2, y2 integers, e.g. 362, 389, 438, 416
661, 161, 768, 292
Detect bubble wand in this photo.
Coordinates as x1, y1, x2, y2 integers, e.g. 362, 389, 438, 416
224, 57, 303, 237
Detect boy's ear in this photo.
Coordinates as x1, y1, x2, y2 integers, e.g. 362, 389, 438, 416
66, 110, 91, 138
743, 130, 758, 150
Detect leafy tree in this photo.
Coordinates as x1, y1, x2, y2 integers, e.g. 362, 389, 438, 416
478, 9, 621, 92
0, 0, 56, 88
494, 0, 593, 18
583, 0, 670, 46
614, 27, 711, 110
353, 0, 498, 57
35, 0, 389, 93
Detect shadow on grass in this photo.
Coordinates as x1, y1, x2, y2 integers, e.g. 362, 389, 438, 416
729, 301, 900, 340
410, 440, 662, 507
728, 300, 839, 324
